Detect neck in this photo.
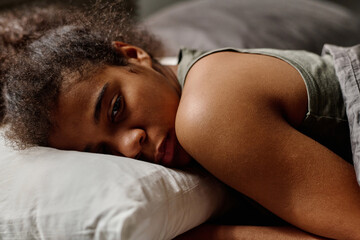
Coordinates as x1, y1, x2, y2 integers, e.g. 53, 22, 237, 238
167, 65, 178, 77
153, 61, 181, 96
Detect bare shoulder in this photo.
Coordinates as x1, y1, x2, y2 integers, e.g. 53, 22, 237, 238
175, 51, 360, 240
176, 51, 307, 126
175, 51, 307, 162
175, 51, 279, 170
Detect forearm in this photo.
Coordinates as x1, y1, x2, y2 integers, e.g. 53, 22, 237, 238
173, 224, 328, 240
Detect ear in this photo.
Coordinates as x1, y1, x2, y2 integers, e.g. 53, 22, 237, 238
112, 41, 151, 66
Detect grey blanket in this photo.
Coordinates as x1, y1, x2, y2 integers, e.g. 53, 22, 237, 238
144, 0, 360, 56
323, 44, 360, 185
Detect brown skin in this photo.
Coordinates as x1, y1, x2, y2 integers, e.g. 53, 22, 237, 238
176, 52, 360, 239
49, 42, 191, 167
174, 224, 328, 240
49, 43, 360, 239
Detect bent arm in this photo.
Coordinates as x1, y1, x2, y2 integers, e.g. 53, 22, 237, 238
175, 52, 360, 239
174, 224, 328, 240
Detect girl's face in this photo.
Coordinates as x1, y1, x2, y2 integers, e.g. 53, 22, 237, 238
48, 43, 191, 167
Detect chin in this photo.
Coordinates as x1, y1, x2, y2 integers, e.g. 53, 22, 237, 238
167, 144, 192, 168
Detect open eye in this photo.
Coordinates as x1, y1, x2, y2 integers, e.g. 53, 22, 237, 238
111, 95, 124, 122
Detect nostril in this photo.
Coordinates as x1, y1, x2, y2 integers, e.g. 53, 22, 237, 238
115, 151, 124, 157
135, 152, 142, 160
139, 134, 145, 145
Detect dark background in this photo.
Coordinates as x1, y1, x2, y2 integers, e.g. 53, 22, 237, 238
0, 0, 359, 19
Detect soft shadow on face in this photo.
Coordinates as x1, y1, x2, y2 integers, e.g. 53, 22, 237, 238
49, 57, 192, 168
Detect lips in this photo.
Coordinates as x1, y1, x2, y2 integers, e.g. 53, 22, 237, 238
155, 137, 166, 164
155, 131, 175, 166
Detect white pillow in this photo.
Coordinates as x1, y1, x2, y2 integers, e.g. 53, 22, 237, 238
0, 136, 233, 240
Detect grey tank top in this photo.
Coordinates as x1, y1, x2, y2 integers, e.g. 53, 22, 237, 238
177, 48, 352, 163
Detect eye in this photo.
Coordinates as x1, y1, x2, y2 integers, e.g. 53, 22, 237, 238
111, 95, 124, 122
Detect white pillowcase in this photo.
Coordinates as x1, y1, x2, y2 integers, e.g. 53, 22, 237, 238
0, 136, 233, 240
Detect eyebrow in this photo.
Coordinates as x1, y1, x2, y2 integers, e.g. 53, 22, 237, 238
94, 82, 109, 124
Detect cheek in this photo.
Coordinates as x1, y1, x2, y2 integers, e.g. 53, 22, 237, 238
137, 80, 179, 106
138, 91, 179, 126
160, 95, 180, 127
129, 76, 180, 123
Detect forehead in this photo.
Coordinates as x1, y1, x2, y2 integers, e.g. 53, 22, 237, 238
49, 65, 134, 148
58, 65, 122, 112
60, 71, 105, 116
49, 68, 111, 149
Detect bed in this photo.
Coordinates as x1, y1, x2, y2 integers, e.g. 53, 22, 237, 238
1, 0, 360, 239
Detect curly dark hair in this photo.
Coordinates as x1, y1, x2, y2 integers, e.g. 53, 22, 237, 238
0, 0, 163, 149
0, 3, 74, 129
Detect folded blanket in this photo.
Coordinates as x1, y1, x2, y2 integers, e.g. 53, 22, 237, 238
323, 44, 360, 185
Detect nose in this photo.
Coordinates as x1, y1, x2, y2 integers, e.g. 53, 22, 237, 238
114, 128, 146, 158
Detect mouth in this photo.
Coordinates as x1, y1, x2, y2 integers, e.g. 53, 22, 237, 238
155, 131, 175, 166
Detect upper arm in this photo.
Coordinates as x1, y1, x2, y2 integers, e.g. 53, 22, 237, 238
174, 224, 327, 240
175, 52, 360, 239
